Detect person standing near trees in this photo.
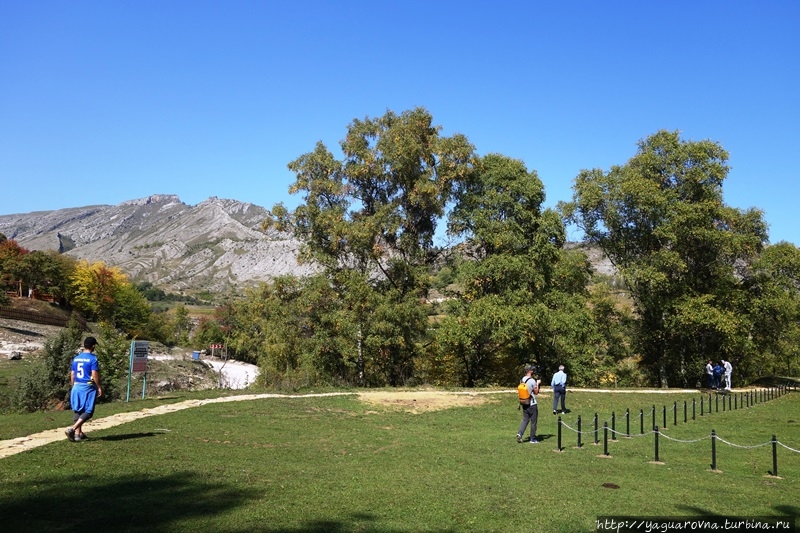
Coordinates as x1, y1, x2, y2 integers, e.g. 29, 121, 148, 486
65, 337, 102, 442
713, 361, 723, 390
551, 364, 567, 414
705, 360, 714, 389
516, 365, 541, 444
722, 359, 733, 391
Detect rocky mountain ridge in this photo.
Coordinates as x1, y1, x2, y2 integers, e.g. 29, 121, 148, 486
0, 195, 616, 296
0, 194, 315, 294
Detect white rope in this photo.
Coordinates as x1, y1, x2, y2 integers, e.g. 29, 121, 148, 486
777, 441, 800, 454
559, 421, 600, 435
715, 435, 772, 449
659, 433, 710, 444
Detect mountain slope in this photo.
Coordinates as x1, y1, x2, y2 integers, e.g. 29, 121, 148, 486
0, 194, 314, 293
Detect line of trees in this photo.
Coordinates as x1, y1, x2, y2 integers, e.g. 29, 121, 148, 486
0, 235, 197, 348
212, 108, 798, 389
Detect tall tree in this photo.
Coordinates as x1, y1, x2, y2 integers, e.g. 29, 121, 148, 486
745, 242, 800, 377
561, 130, 767, 386
438, 153, 597, 386
267, 108, 475, 386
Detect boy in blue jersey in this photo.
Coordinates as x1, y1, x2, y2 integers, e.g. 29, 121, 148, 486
65, 337, 103, 442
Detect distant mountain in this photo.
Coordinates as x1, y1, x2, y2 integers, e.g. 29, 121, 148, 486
0, 194, 315, 294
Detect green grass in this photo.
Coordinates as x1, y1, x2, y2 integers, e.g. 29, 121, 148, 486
1, 389, 798, 532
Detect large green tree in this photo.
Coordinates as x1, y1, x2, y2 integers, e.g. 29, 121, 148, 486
745, 242, 800, 377
561, 130, 767, 387
437, 154, 606, 386
267, 108, 475, 386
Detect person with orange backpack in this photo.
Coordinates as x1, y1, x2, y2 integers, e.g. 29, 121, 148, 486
516, 365, 541, 444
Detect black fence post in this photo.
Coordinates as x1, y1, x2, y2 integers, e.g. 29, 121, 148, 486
728, 394, 732, 411
711, 429, 717, 470
651, 405, 655, 430
684, 400, 687, 423
654, 426, 660, 462
700, 396, 704, 416
577, 415, 582, 448
594, 413, 599, 445
663, 405, 667, 428
722, 393, 726, 412
612, 412, 617, 441
692, 398, 696, 420
772, 434, 778, 477
735, 394, 738, 410
626, 408, 630, 437
604, 422, 609, 456
557, 416, 562, 451
716, 394, 719, 413
640, 408, 644, 435
673, 401, 677, 426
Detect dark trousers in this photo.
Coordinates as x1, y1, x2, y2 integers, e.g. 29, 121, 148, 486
553, 389, 566, 412
518, 403, 539, 440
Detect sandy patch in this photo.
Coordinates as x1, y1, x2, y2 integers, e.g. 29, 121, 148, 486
357, 389, 505, 413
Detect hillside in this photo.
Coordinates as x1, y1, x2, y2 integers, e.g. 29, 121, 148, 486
0, 195, 316, 294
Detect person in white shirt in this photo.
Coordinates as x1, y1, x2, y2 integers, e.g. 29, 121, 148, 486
705, 360, 714, 389
722, 359, 733, 391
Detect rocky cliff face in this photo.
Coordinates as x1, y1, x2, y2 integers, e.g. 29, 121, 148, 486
0, 195, 315, 294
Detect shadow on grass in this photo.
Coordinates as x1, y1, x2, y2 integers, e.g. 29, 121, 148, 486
677, 504, 800, 519
260, 517, 458, 533
0, 472, 452, 533
0, 471, 260, 532
98, 432, 160, 441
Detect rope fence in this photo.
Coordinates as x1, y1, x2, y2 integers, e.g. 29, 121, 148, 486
553, 385, 798, 477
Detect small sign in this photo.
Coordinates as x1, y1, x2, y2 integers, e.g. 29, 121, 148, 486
131, 341, 149, 373
210, 343, 224, 349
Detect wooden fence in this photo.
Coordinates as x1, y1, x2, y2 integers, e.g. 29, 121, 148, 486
0, 307, 87, 331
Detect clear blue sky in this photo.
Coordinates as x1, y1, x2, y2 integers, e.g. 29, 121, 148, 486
1, 1, 798, 245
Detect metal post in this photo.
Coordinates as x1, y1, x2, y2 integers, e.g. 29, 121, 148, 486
663, 405, 667, 428
626, 408, 630, 437
640, 409, 644, 435
604, 422, 609, 456
612, 412, 617, 441
722, 393, 726, 412
692, 398, 696, 420
654, 426, 660, 462
700, 396, 704, 416
673, 401, 677, 426
716, 393, 719, 412
735, 394, 738, 410
652, 405, 655, 430
711, 429, 717, 470
772, 434, 778, 477
577, 415, 582, 448
683, 400, 687, 423
557, 416, 562, 451
594, 413, 599, 444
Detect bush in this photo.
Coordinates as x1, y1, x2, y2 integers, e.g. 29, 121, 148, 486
12, 321, 82, 411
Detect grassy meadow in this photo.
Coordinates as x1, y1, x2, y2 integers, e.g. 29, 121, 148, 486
1, 388, 798, 532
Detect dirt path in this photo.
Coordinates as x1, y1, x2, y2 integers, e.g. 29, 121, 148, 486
0, 387, 710, 460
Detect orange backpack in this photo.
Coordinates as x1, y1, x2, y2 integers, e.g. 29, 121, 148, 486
517, 377, 533, 404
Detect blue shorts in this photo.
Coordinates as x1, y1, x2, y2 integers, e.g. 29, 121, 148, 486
70, 383, 98, 414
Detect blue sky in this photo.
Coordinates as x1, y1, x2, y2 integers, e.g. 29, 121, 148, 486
1, 1, 798, 245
